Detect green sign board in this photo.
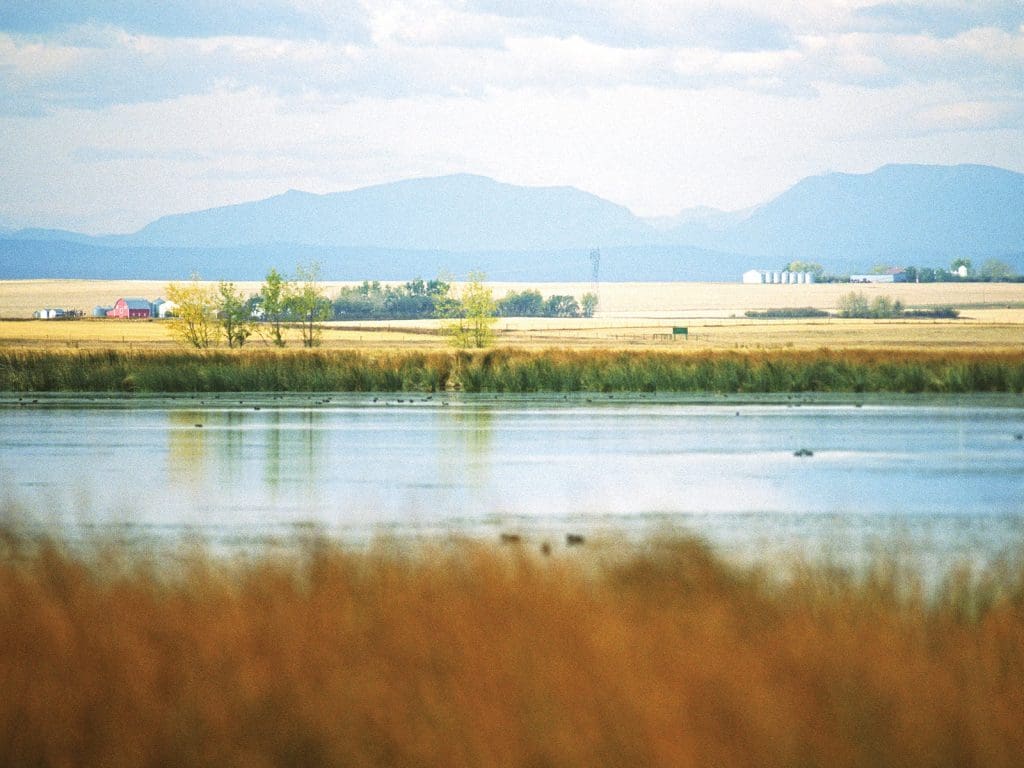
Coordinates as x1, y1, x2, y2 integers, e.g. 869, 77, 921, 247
672, 327, 688, 336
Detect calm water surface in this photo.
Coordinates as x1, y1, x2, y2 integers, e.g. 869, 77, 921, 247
2, 393, 1022, 563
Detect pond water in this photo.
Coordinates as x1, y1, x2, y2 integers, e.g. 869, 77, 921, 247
2, 393, 1023, 565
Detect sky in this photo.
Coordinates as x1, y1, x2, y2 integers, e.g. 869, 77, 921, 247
0, 1, 1022, 234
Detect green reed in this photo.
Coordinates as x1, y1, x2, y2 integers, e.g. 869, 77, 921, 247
1, 347, 1023, 393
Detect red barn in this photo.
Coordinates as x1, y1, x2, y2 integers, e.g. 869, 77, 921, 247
107, 298, 151, 319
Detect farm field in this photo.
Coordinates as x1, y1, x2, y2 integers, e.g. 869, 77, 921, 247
5, 315, 1024, 352
2, 279, 1024, 351
4, 278, 1024, 317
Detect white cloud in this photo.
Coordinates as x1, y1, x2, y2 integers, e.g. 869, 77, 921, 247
914, 99, 1022, 131
3, 2, 1021, 111
851, 0, 1024, 36
0, 0, 370, 40
464, 0, 800, 50
363, 0, 516, 48
0, 0, 1021, 231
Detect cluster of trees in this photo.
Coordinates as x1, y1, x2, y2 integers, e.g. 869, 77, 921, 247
167, 264, 329, 349
330, 283, 599, 321
898, 258, 1019, 283
837, 293, 905, 319
786, 258, 1020, 283
837, 292, 959, 319
166, 268, 600, 350
329, 271, 502, 349
744, 307, 830, 319
331, 279, 456, 320
495, 290, 598, 318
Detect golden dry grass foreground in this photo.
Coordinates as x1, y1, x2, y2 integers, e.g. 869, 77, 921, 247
1, 528, 1022, 768
2, 278, 1024, 351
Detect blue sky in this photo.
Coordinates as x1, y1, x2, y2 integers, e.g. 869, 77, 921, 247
0, 0, 1021, 233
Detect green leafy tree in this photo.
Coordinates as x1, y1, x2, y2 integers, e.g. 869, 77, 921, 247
166, 275, 216, 348
544, 295, 580, 318
496, 289, 545, 317
838, 291, 903, 318
290, 262, 330, 348
431, 273, 462, 321
446, 271, 496, 348
332, 281, 383, 320
581, 292, 598, 318
837, 291, 871, 318
331, 278, 456, 321
869, 295, 903, 318
259, 268, 293, 347
978, 259, 1016, 281
217, 281, 254, 348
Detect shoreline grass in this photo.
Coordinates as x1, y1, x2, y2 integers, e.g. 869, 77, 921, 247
2, 346, 1024, 393
1, 527, 1021, 767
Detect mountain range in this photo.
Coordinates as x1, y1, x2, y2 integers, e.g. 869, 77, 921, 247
2, 164, 1022, 281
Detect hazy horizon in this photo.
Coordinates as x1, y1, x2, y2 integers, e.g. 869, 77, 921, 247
1, 2, 1022, 234
4, 162, 1019, 241
3, 170, 764, 237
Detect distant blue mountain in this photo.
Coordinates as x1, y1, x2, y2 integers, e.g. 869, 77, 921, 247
667, 164, 1024, 269
5, 227, 107, 245
131, 174, 657, 251
1, 165, 1022, 280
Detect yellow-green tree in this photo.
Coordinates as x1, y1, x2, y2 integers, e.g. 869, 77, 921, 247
217, 281, 253, 348
446, 271, 496, 348
166, 275, 216, 348
259, 268, 293, 347
289, 262, 330, 348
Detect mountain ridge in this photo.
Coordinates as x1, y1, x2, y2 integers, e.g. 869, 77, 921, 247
132, 173, 655, 251
2, 164, 1022, 280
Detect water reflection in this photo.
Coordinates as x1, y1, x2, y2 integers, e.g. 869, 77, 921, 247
286, 409, 325, 507
1, 396, 1022, 564
168, 410, 208, 474
436, 403, 494, 499
265, 409, 282, 493
166, 407, 326, 513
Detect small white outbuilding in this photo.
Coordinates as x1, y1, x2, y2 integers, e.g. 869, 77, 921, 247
742, 269, 766, 284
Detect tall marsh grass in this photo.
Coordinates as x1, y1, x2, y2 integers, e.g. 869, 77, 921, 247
2, 346, 1023, 393
1, 528, 1022, 767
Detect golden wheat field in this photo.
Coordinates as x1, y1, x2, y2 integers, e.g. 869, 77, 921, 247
2, 278, 1024, 351
4, 278, 1024, 317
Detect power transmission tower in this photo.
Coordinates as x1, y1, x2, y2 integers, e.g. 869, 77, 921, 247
589, 248, 601, 311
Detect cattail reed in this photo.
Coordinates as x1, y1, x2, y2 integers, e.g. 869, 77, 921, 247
1, 347, 1022, 393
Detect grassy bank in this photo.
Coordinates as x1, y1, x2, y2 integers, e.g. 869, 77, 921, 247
0, 528, 1021, 767
2, 347, 1024, 393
